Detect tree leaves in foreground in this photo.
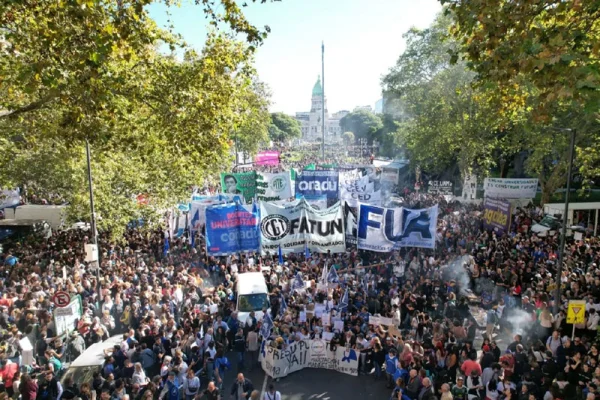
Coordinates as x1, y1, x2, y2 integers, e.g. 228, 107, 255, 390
442, 0, 600, 116
441, 0, 600, 198
0, 0, 272, 236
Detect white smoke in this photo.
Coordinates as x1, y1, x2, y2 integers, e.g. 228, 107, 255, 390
441, 255, 472, 296
505, 308, 533, 336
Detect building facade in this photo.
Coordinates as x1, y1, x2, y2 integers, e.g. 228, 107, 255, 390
295, 76, 342, 142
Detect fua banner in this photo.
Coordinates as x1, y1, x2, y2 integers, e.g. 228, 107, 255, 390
220, 171, 257, 204
261, 339, 358, 379
482, 198, 511, 234
357, 204, 439, 251
205, 202, 260, 255
295, 170, 339, 200
256, 172, 292, 202
259, 198, 345, 255
483, 178, 538, 199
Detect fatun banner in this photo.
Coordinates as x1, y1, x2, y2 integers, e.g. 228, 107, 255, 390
205, 203, 260, 255
256, 172, 292, 202
482, 198, 511, 234
357, 204, 439, 251
255, 151, 280, 166
261, 339, 358, 379
220, 171, 257, 203
295, 170, 339, 200
483, 178, 538, 199
259, 198, 345, 255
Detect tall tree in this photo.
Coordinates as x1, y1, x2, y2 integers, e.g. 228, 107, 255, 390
268, 112, 302, 143
339, 110, 383, 144
382, 13, 507, 179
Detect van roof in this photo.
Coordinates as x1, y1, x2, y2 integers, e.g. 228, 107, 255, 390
236, 272, 268, 295
69, 335, 123, 368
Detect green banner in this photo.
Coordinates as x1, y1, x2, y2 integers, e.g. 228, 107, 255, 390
319, 163, 338, 169
305, 163, 316, 170
220, 171, 257, 203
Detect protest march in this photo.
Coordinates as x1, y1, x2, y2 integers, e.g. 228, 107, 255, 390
0, 150, 599, 400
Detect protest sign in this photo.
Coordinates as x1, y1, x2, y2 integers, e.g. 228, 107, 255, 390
339, 170, 381, 207
259, 198, 345, 255
357, 204, 439, 251
483, 178, 538, 199
482, 198, 511, 234
255, 150, 280, 166
220, 171, 257, 203
205, 203, 260, 255
256, 172, 292, 201
427, 181, 453, 195
261, 340, 358, 379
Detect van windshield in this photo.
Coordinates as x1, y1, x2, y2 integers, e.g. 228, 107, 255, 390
238, 293, 269, 312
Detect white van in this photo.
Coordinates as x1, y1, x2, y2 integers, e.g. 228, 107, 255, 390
236, 272, 270, 324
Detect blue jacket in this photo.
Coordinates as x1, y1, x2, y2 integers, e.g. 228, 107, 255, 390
385, 354, 398, 375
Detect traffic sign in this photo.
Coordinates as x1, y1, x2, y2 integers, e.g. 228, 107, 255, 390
567, 300, 586, 324
52, 291, 71, 308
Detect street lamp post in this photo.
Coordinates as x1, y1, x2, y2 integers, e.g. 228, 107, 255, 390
85, 139, 101, 301
553, 128, 576, 315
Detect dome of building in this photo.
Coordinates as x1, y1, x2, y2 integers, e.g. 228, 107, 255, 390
312, 76, 323, 96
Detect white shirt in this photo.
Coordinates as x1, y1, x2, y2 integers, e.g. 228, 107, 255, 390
264, 391, 281, 400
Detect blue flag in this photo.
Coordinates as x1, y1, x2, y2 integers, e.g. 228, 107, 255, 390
292, 272, 304, 292
278, 245, 284, 265
327, 266, 339, 283
304, 241, 310, 259
163, 236, 170, 258
339, 287, 349, 312
279, 294, 287, 317
260, 312, 273, 339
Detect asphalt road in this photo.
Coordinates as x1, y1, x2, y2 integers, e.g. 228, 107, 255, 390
221, 354, 392, 400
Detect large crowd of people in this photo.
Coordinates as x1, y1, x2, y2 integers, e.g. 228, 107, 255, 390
0, 151, 598, 400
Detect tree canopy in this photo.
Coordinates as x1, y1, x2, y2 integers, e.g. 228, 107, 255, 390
339, 110, 383, 144
0, 0, 273, 236
268, 112, 302, 143
439, 0, 600, 201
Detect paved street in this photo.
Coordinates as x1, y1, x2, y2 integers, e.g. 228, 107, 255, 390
222, 355, 392, 400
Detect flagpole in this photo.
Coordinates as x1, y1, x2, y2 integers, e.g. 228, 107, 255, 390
321, 41, 326, 161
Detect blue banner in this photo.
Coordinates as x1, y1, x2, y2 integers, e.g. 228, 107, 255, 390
295, 170, 339, 200
206, 203, 260, 255
357, 204, 439, 251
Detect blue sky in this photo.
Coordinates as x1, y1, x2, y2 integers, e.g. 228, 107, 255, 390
148, 0, 441, 115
